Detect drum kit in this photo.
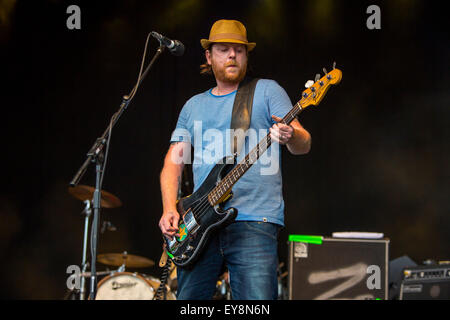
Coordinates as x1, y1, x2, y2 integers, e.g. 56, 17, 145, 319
68, 184, 177, 300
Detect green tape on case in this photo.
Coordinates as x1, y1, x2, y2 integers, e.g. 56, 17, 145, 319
289, 234, 323, 244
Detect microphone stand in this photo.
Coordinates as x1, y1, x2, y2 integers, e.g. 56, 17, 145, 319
79, 200, 91, 300
69, 44, 166, 300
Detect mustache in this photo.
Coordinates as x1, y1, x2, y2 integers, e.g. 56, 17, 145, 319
225, 61, 239, 67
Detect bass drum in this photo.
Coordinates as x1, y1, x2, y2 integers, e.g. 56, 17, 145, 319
95, 272, 175, 300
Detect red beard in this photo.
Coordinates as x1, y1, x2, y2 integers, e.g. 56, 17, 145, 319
211, 59, 247, 84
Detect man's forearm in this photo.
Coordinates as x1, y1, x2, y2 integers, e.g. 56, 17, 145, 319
287, 127, 311, 155
160, 164, 183, 212
160, 142, 190, 213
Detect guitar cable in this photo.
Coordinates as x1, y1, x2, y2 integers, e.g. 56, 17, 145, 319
154, 259, 172, 300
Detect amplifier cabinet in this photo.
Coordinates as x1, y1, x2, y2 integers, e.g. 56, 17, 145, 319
400, 264, 450, 300
288, 235, 389, 300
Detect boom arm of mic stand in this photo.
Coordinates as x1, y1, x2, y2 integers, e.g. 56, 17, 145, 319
69, 45, 166, 187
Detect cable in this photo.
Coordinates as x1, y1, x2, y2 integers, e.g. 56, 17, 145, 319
154, 259, 172, 300
99, 31, 153, 190
89, 32, 155, 286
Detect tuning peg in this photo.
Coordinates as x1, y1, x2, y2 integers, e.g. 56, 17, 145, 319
315, 74, 320, 82
323, 67, 328, 75
305, 80, 314, 88
333, 61, 336, 69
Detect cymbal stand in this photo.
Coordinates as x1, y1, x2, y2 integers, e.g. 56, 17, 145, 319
117, 251, 127, 273
80, 199, 92, 300
117, 264, 126, 273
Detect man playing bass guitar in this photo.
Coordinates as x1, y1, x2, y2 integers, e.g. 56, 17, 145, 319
159, 19, 311, 300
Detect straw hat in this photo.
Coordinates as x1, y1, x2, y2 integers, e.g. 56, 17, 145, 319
200, 19, 256, 51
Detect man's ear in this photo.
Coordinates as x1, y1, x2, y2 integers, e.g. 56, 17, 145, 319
205, 49, 212, 65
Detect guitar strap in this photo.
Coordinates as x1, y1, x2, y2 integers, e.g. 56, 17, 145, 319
230, 77, 259, 155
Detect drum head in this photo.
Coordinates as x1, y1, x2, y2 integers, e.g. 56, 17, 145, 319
95, 272, 155, 300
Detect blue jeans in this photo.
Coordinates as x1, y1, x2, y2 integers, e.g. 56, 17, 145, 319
176, 221, 280, 300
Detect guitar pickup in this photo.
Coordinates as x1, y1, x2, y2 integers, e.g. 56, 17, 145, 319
184, 210, 200, 234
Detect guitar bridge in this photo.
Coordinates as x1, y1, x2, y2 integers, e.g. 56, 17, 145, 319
166, 236, 179, 252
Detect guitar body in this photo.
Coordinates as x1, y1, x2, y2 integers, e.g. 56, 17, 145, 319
165, 155, 238, 268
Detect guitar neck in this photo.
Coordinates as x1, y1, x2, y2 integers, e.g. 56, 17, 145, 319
208, 101, 303, 205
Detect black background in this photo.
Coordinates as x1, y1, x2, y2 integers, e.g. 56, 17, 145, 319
1, 0, 449, 299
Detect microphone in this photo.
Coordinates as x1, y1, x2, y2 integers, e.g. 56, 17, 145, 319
151, 31, 185, 56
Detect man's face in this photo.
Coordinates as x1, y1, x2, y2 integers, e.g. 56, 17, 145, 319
206, 43, 248, 84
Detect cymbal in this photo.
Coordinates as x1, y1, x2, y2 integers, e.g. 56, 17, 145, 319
97, 252, 155, 268
68, 185, 122, 208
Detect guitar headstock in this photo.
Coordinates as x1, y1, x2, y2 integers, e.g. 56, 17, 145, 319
300, 63, 342, 109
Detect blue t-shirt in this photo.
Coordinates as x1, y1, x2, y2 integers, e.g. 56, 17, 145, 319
170, 79, 293, 226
